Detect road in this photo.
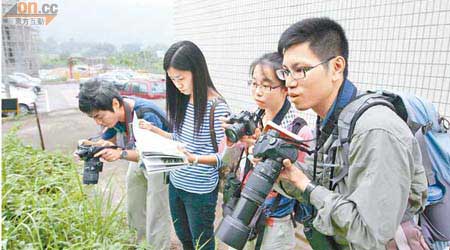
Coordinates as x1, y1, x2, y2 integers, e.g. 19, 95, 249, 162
34, 82, 79, 113
34, 82, 165, 113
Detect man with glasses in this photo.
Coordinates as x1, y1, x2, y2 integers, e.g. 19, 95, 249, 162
275, 18, 428, 250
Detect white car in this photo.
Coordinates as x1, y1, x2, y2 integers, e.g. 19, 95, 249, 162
8, 72, 42, 93
1, 83, 37, 115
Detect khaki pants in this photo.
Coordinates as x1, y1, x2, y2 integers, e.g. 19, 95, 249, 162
126, 162, 171, 250
229, 215, 296, 250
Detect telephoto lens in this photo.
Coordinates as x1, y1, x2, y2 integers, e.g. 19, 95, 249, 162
216, 130, 298, 249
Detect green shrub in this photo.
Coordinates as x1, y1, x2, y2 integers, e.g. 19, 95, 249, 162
2, 128, 137, 249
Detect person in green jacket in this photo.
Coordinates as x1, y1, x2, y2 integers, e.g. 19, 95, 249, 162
275, 17, 428, 250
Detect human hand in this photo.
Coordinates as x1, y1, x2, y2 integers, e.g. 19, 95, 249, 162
139, 119, 155, 131
220, 116, 262, 147
94, 148, 122, 162
239, 128, 261, 147
177, 144, 196, 164
73, 150, 81, 161
74, 139, 115, 161
219, 117, 235, 147
278, 159, 310, 192
79, 139, 115, 147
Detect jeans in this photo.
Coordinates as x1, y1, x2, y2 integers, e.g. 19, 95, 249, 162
169, 182, 218, 250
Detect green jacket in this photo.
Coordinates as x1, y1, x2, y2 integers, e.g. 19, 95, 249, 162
283, 105, 428, 250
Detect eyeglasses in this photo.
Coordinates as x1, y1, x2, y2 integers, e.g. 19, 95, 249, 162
247, 80, 282, 93
276, 56, 336, 81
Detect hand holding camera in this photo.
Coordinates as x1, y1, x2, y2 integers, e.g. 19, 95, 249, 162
222, 109, 264, 147
75, 140, 118, 185
216, 128, 309, 249
279, 159, 311, 192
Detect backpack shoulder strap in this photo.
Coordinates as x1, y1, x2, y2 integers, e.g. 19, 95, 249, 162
415, 128, 436, 185
209, 97, 227, 153
331, 92, 397, 186
135, 106, 171, 132
337, 92, 396, 144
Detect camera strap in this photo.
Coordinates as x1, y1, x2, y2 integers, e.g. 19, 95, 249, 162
123, 100, 134, 148
271, 98, 291, 125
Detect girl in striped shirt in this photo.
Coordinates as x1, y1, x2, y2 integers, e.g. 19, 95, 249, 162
141, 40, 230, 250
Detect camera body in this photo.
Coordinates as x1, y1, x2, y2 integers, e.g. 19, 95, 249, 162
75, 144, 117, 185
225, 110, 264, 143
216, 129, 299, 249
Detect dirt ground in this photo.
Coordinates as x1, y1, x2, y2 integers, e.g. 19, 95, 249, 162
2, 109, 311, 250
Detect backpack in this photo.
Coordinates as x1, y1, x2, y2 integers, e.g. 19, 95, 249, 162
335, 90, 450, 249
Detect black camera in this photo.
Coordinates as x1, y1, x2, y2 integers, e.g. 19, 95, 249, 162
216, 129, 300, 250
225, 109, 264, 143
75, 143, 117, 185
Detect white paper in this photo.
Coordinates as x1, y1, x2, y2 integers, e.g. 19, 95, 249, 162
132, 112, 188, 174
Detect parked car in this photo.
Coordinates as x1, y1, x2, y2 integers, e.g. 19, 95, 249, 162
8, 72, 42, 93
1, 83, 37, 115
96, 73, 129, 90
111, 69, 137, 79
119, 78, 166, 99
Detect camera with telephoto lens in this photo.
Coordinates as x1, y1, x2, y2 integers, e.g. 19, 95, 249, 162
216, 129, 300, 250
75, 143, 117, 185
225, 109, 264, 143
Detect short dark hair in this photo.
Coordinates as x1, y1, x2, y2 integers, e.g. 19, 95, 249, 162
163, 40, 221, 134
78, 80, 123, 114
249, 52, 285, 86
278, 17, 349, 78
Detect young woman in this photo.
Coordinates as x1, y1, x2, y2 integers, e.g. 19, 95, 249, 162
139, 40, 229, 250
221, 52, 313, 250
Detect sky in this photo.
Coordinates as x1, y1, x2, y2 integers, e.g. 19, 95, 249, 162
36, 0, 174, 47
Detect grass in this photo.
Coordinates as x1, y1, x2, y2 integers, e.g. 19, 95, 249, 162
2, 127, 137, 249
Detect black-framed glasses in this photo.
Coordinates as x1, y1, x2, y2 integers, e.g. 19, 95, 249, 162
247, 80, 282, 93
276, 56, 336, 81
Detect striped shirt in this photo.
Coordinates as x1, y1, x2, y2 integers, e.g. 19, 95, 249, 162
170, 99, 230, 194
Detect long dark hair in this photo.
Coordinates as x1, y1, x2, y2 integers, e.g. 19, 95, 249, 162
163, 41, 219, 135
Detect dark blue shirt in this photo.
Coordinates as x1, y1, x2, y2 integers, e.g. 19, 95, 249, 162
322, 79, 357, 127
